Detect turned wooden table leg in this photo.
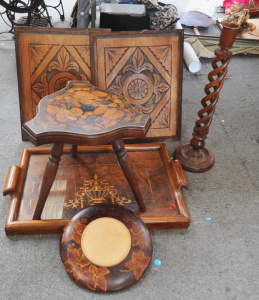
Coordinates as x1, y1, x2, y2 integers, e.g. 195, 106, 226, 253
174, 23, 239, 172
112, 139, 146, 212
33, 143, 64, 220
71, 145, 78, 157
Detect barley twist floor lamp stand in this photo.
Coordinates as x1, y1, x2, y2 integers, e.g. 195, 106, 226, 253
174, 23, 240, 173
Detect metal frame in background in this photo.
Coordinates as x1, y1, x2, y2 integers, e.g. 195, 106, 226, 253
0, 0, 65, 33
77, 0, 96, 28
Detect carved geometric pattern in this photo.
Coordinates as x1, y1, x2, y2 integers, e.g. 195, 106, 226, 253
152, 100, 171, 129
15, 28, 110, 136
107, 47, 170, 120
29, 45, 53, 75
148, 46, 172, 76
105, 47, 128, 76
74, 45, 91, 69
91, 31, 183, 140
30, 45, 90, 106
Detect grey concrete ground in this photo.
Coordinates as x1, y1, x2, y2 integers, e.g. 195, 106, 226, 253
0, 1, 258, 300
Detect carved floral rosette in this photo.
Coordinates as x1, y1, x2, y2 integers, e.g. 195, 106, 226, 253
91, 31, 183, 140
30, 44, 91, 111
60, 204, 152, 292
106, 47, 172, 132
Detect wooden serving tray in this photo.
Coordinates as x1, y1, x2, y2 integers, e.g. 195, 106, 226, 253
3, 144, 190, 235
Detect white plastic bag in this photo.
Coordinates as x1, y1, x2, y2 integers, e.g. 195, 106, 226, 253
180, 0, 216, 27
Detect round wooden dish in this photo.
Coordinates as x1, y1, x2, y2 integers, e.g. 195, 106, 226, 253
60, 204, 152, 292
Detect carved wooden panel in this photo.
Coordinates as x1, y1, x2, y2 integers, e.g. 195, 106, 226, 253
14, 27, 110, 139
91, 30, 183, 141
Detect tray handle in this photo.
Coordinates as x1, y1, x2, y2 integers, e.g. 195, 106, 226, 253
169, 159, 190, 220
170, 160, 189, 190
3, 165, 21, 196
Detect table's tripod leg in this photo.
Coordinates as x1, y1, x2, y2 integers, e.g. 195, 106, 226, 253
71, 145, 78, 157
33, 143, 64, 220
112, 139, 146, 212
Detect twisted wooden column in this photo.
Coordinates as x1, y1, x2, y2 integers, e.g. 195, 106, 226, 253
174, 23, 239, 172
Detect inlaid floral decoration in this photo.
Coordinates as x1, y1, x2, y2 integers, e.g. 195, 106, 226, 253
35, 82, 147, 133
64, 174, 132, 210
60, 208, 152, 292
64, 243, 110, 291
121, 250, 151, 280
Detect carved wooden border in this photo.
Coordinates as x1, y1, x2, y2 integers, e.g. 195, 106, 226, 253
14, 27, 110, 140
90, 30, 184, 142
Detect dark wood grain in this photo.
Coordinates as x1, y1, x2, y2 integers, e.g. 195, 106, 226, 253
3, 144, 190, 235
174, 23, 240, 172
22, 81, 151, 146
112, 139, 146, 212
60, 204, 152, 292
22, 81, 151, 218
33, 143, 64, 220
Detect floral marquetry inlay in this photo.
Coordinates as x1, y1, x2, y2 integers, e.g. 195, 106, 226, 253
60, 204, 152, 292
64, 174, 132, 209
24, 81, 150, 138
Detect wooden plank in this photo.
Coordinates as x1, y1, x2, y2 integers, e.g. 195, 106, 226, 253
90, 30, 184, 142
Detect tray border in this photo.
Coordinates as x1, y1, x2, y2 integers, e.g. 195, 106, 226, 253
3, 144, 190, 235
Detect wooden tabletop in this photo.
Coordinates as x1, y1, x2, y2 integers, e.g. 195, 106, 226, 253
22, 81, 151, 146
